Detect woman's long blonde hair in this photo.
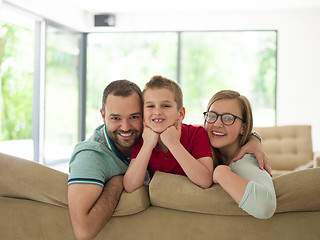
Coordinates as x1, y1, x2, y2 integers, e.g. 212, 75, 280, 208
205, 90, 253, 167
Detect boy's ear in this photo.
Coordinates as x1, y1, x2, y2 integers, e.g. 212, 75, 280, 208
178, 107, 185, 121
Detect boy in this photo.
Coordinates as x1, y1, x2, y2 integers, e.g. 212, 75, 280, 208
123, 75, 213, 192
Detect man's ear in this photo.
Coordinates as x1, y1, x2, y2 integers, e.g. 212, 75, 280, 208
178, 107, 186, 122
100, 109, 105, 122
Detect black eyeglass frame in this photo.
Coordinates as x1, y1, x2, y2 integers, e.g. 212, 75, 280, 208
203, 111, 244, 126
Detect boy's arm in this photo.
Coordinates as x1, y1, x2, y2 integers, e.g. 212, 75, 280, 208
123, 126, 159, 193
160, 121, 213, 189
68, 175, 123, 240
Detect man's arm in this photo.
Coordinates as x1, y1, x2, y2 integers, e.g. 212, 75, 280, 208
68, 175, 123, 240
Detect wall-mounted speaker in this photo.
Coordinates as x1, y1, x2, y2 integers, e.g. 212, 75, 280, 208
94, 14, 116, 27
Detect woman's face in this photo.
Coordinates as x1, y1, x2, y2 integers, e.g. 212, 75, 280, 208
205, 99, 245, 154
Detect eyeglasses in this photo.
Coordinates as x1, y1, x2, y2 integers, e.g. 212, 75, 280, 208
203, 111, 244, 126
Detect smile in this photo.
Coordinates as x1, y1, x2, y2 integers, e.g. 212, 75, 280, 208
213, 131, 226, 136
119, 132, 133, 137
152, 118, 164, 123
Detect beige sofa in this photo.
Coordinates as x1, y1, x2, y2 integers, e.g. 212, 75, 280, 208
0, 151, 320, 240
254, 125, 320, 176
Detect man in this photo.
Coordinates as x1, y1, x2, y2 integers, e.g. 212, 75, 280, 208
67, 79, 269, 240
68, 80, 143, 240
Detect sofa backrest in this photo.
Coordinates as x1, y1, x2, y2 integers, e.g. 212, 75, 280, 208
253, 125, 313, 171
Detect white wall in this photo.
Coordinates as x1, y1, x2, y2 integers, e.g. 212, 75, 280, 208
2, 0, 92, 31
112, 9, 320, 152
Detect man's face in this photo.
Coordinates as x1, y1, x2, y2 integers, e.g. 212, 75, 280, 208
100, 93, 143, 156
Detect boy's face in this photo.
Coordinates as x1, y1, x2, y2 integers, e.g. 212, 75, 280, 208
143, 88, 185, 133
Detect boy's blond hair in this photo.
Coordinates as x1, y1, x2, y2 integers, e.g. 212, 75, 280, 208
143, 75, 183, 109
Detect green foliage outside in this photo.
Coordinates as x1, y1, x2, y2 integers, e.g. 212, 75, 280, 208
86, 33, 178, 135
0, 23, 34, 140
0, 37, 5, 67
86, 31, 276, 130
0, 27, 276, 142
44, 26, 80, 148
180, 32, 276, 124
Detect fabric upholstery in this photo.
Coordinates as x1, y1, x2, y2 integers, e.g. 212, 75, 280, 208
149, 168, 320, 215
253, 125, 313, 174
0, 152, 150, 216
0, 151, 320, 240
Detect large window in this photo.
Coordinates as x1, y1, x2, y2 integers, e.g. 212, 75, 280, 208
180, 31, 277, 125
0, 5, 277, 172
86, 32, 178, 136
87, 31, 277, 133
0, 8, 82, 171
44, 24, 81, 165
0, 14, 34, 160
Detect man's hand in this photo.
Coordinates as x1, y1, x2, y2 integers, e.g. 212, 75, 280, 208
68, 175, 124, 240
233, 136, 272, 176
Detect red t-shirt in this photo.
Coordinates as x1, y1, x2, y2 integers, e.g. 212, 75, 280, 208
131, 123, 212, 178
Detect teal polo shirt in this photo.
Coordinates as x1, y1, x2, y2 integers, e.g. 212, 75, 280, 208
68, 124, 129, 187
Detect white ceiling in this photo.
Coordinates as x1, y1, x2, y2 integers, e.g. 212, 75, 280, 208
5, 0, 320, 15
3, 0, 320, 31
68, 0, 320, 14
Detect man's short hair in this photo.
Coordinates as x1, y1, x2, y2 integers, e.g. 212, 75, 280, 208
143, 75, 183, 109
102, 80, 143, 113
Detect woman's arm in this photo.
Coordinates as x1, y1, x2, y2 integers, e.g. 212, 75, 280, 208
213, 165, 248, 204
214, 154, 276, 219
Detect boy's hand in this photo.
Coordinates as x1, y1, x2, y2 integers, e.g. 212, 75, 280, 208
142, 122, 159, 149
160, 119, 182, 148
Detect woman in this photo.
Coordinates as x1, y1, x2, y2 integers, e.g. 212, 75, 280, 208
204, 90, 276, 219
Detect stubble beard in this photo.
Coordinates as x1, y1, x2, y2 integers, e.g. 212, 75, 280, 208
107, 128, 139, 150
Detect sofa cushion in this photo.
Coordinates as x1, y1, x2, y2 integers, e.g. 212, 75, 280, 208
113, 186, 150, 216
253, 125, 313, 171
0, 152, 150, 216
273, 167, 320, 213
149, 167, 320, 215
149, 171, 246, 216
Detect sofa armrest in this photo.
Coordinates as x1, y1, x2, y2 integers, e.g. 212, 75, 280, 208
0, 152, 150, 217
114, 186, 150, 216
314, 152, 320, 168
